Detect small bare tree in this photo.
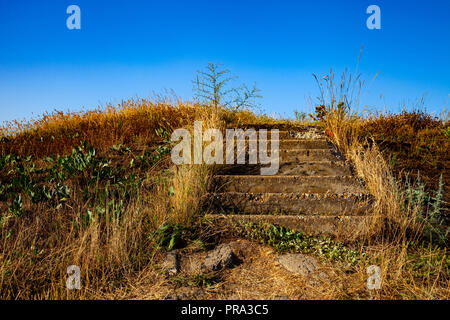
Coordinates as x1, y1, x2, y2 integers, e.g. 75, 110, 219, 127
193, 62, 261, 111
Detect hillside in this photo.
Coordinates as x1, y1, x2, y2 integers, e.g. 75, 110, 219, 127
0, 100, 448, 299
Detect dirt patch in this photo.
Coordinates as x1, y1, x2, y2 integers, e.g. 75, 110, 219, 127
118, 239, 369, 300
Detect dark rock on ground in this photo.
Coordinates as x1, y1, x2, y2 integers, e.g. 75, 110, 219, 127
203, 243, 235, 271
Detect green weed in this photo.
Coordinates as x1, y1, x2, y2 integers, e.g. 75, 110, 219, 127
235, 222, 363, 265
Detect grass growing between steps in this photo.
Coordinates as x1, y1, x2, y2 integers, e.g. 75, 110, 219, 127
234, 221, 363, 265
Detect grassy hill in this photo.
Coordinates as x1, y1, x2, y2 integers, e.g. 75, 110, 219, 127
0, 98, 448, 299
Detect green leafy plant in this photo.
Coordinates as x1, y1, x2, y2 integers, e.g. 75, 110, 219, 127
152, 223, 186, 251
155, 128, 170, 141
235, 222, 363, 265
442, 126, 450, 139
9, 194, 23, 217
80, 209, 94, 227
407, 241, 449, 279
110, 144, 131, 154
399, 173, 448, 245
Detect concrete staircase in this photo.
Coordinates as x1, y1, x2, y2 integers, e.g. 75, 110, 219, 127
206, 126, 373, 238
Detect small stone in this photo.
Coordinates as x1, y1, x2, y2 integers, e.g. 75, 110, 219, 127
278, 253, 319, 277
203, 244, 235, 271
162, 250, 180, 276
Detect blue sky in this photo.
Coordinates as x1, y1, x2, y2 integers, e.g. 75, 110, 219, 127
0, 0, 449, 122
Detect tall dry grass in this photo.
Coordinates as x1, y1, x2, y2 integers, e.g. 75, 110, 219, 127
0, 98, 211, 157
322, 87, 448, 299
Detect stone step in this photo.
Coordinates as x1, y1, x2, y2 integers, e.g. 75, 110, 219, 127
216, 161, 352, 176
208, 192, 372, 215
232, 139, 329, 150
280, 131, 325, 140
226, 148, 342, 163
212, 175, 366, 194
225, 130, 324, 140
279, 149, 343, 162
207, 214, 372, 238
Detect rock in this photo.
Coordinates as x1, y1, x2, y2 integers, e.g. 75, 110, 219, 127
184, 241, 245, 274
278, 253, 319, 276
162, 250, 180, 276
203, 244, 235, 271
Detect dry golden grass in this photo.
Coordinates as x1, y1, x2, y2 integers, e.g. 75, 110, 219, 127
323, 107, 449, 300
0, 99, 211, 157
354, 110, 450, 207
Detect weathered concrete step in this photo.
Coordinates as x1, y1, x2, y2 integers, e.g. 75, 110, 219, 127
228, 149, 342, 163
208, 192, 372, 215
233, 139, 329, 150
207, 214, 372, 238
275, 131, 323, 140
225, 130, 324, 140
212, 175, 366, 193
230, 130, 326, 140
216, 161, 352, 176
279, 149, 342, 162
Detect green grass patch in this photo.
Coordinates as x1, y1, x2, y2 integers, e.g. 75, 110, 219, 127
234, 221, 363, 265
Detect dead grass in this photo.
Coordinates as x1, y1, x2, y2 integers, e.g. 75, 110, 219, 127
0, 99, 210, 157
352, 110, 450, 207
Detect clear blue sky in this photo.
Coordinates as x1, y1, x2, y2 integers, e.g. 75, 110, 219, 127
0, 0, 449, 122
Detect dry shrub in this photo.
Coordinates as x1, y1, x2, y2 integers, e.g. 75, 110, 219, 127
359, 110, 450, 204
147, 105, 222, 227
